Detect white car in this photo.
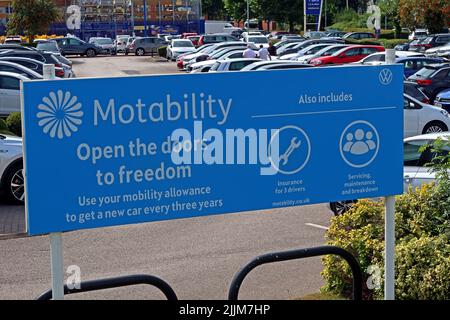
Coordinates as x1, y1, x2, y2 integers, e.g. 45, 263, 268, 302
0, 72, 29, 116
0, 61, 42, 79
357, 51, 424, 65
425, 43, 450, 57
296, 44, 349, 63
167, 39, 196, 61
277, 43, 333, 61
189, 60, 217, 72
329, 132, 447, 216
0, 134, 23, 203
208, 58, 262, 72
404, 94, 450, 138
409, 29, 428, 41
245, 35, 269, 49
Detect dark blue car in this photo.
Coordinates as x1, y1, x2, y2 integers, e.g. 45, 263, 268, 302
397, 57, 447, 78
435, 89, 450, 112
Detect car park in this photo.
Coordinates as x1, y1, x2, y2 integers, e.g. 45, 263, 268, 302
0, 61, 42, 79
35, 40, 60, 54
407, 63, 450, 102
89, 37, 117, 55
0, 72, 29, 116
167, 39, 196, 61
128, 37, 166, 56
309, 45, 385, 66
434, 89, 450, 111
187, 48, 246, 72
0, 133, 23, 203
209, 58, 262, 72
54, 37, 101, 57
425, 42, 450, 58
184, 42, 249, 67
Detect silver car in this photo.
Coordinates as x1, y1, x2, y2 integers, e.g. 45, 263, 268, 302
0, 134, 23, 203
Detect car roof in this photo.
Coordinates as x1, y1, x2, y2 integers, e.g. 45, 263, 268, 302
217, 58, 261, 63
0, 71, 30, 79
404, 132, 450, 142
0, 56, 44, 64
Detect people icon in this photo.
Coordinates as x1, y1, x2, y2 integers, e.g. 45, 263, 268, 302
343, 129, 377, 155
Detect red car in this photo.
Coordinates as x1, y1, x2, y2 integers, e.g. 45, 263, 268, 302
187, 35, 200, 46
309, 45, 385, 66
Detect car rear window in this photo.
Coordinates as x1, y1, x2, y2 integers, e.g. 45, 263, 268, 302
413, 66, 437, 78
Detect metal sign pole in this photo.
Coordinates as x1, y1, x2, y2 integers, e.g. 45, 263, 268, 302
50, 233, 64, 300
43, 64, 65, 300
384, 49, 396, 300
303, 0, 307, 34
384, 196, 395, 300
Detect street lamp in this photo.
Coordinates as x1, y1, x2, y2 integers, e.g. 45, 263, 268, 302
246, 0, 249, 30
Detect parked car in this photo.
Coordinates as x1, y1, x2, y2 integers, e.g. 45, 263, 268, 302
0, 57, 64, 79
408, 38, 429, 52
35, 40, 60, 54
270, 31, 289, 40
0, 50, 67, 77
128, 37, 166, 56
329, 132, 446, 216
342, 32, 376, 40
167, 39, 196, 61
185, 43, 248, 67
403, 93, 450, 137
187, 48, 246, 72
280, 35, 305, 41
295, 44, 349, 63
124, 37, 136, 55
176, 44, 215, 69
0, 61, 42, 79
0, 44, 35, 52
89, 37, 117, 55
434, 89, 450, 112
399, 57, 448, 77
256, 62, 313, 70
309, 45, 385, 66
277, 39, 344, 57
404, 81, 431, 104
0, 72, 29, 116
187, 35, 201, 46
54, 37, 101, 57
244, 35, 270, 48
115, 35, 130, 53
407, 63, 450, 102
304, 31, 328, 39
3, 36, 22, 44
409, 29, 428, 41
278, 43, 337, 61
416, 34, 450, 53
198, 34, 237, 46
325, 31, 348, 39
0, 133, 23, 203
394, 42, 411, 51
209, 58, 262, 72
425, 42, 450, 58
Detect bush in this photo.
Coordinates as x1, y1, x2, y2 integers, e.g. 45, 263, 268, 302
330, 10, 370, 30
6, 112, 22, 136
0, 118, 8, 131
322, 182, 450, 300
158, 46, 167, 58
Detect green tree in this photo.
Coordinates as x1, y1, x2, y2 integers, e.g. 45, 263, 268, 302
7, 0, 59, 43
202, 0, 226, 20
379, 0, 401, 36
399, 0, 449, 31
224, 0, 248, 23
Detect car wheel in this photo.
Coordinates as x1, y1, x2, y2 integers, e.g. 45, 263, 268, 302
329, 200, 356, 216
85, 49, 96, 57
136, 48, 145, 56
423, 121, 448, 134
2, 162, 24, 204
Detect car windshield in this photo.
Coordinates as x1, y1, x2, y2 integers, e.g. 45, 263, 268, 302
210, 62, 221, 71
248, 37, 268, 44
36, 42, 58, 51
173, 40, 193, 48
319, 46, 345, 56
95, 39, 113, 45
422, 37, 433, 44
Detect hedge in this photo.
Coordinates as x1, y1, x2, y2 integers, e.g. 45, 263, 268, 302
158, 46, 167, 58
344, 38, 408, 49
6, 112, 22, 137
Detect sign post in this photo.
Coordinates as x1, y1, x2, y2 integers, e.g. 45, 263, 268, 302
304, 0, 323, 32
42, 64, 65, 300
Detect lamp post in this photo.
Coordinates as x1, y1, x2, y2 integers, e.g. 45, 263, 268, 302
247, 0, 249, 30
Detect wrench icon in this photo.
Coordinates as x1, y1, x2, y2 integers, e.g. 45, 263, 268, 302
280, 137, 301, 165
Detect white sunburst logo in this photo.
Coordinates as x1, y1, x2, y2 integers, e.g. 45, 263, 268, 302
36, 90, 83, 139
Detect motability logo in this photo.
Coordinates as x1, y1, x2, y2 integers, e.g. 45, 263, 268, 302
37, 90, 83, 139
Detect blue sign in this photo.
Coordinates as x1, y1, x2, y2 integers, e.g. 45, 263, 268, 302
22, 65, 404, 236
305, 0, 322, 15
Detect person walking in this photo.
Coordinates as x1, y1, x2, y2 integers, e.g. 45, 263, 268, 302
268, 42, 277, 57
243, 44, 257, 58
258, 45, 271, 61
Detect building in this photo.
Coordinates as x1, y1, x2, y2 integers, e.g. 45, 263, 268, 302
0, 0, 204, 40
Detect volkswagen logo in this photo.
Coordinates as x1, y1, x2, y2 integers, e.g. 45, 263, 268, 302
379, 69, 393, 85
